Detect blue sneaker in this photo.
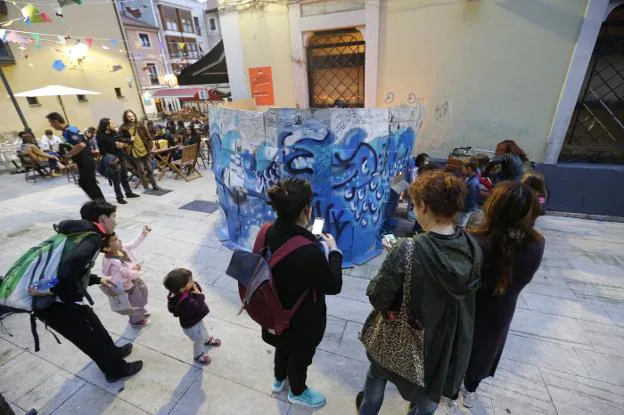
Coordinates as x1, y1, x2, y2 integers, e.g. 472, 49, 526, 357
271, 378, 286, 393
288, 388, 326, 409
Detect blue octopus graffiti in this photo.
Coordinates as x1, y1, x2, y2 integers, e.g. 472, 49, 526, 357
209, 105, 424, 267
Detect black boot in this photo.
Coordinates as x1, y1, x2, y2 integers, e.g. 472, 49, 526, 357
117, 197, 128, 205
126, 192, 140, 198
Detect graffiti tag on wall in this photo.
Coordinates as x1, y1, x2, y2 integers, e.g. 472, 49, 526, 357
209, 105, 425, 267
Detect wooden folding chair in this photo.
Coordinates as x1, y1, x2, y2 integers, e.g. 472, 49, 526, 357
172, 144, 202, 182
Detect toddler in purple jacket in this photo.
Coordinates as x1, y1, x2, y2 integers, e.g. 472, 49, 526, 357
164, 268, 221, 365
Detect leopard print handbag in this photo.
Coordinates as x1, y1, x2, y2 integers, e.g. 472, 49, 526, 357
360, 239, 425, 386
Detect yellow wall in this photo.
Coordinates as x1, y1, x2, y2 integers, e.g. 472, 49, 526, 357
0, 0, 144, 136
378, 0, 589, 161
238, 3, 296, 108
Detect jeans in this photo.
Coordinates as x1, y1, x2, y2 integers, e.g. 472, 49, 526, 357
274, 347, 316, 395
183, 320, 209, 359
35, 302, 129, 378
133, 155, 158, 190
359, 364, 438, 415
112, 161, 133, 199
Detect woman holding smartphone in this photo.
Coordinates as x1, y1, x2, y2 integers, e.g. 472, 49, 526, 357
261, 178, 343, 409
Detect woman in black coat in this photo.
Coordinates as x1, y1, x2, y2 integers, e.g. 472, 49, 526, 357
461, 181, 545, 408
95, 118, 140, 204
261, 178, 343, 409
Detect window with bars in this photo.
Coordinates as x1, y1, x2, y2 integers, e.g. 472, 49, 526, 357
307, 28, 365, 108
560, 6, 624, 164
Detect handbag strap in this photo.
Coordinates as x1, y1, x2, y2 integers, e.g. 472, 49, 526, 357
398, 238, 414, 319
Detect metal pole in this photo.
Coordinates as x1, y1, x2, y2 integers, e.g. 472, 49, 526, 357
112, 1, 147, 117
58, 95, 70, 124
0, 66, 29, 129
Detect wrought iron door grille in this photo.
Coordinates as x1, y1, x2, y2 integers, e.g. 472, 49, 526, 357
560, 10, 624, 164
307, 29, 365, 108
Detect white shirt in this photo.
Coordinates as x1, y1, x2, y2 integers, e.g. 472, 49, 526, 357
40, 135, 62, 152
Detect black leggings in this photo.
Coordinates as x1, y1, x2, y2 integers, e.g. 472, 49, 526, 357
274, 347, 316, 395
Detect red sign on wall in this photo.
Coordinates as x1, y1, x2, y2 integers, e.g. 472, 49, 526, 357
248, 66, 275, 106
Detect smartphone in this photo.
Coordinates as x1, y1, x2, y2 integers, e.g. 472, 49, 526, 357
383, 234, 397, 245
311, 218, 325, 236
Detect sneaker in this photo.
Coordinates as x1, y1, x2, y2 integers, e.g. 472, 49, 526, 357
118, 343, 133, 358
288, 388, 326, 409
105, 360, 143, 383
271, 378, 286, 393
126, 192, 140, 198
460, 386, 475, 408
153, 186, 162, 192
143, 189, 153, 194
131, 319, 150, 327
439, 396, 458, 415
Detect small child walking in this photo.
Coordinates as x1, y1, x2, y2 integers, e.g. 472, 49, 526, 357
163, 268, 221, 365
101, 225, 151, 327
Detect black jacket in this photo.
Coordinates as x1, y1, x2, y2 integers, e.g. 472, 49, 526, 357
96, 131, 129, 159
367, 230, 482, 402
50, 220, 103, 304
261, 219, 343, 351
167, 283, 210, 329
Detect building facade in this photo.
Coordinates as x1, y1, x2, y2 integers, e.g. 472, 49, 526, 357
155, 0, 221, 74
0, 0, 145, 134
218, 0, 624, 216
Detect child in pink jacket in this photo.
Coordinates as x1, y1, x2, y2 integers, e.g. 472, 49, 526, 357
101, 225, 151, 327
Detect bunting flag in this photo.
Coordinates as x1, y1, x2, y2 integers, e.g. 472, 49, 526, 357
110, 39, 118, 47
52, 59, 66, 71
31, 32, 40, 47
57, 0, 83, 6
85, 37, 93, 48
178, 42, 185, 49
110, 64, 122, 72
57, 35, 65, 43
0, 29, 7, 43
21, 4, 51, 24
101, 44, 110, 50
7, 31, 32, 45
55, 7, 63, 18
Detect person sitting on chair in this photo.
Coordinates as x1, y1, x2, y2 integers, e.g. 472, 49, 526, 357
18, 131, 60, 177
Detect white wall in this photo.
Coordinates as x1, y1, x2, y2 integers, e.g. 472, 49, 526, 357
377, 0, 589, 161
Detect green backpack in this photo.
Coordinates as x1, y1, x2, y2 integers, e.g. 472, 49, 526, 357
0, 229, 97, 351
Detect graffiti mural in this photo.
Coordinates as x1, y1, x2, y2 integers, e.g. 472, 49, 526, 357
210, 105, 425, 267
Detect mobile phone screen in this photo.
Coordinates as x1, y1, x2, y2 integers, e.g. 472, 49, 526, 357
311, 218, 325, 236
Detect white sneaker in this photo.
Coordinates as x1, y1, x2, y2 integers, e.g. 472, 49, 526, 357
460, 385, 475, 408
439, 396, 458, 415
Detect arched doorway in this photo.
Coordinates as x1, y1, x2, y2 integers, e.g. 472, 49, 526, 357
306, 28, 365, 108
559, 4, 624, 164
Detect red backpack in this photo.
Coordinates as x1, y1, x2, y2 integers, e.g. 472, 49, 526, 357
225, 223, 315, 335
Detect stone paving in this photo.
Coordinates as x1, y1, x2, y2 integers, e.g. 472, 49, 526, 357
1, 170, 624, 415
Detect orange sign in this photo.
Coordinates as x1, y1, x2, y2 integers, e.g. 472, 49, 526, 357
248, 66, 275, 106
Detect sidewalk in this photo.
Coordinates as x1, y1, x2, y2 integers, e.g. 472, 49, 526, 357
1, 170, 624, 414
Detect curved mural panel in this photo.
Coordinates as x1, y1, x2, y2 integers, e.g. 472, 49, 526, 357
210, 105, 425, 267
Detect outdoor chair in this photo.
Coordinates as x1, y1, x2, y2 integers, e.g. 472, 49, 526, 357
172, 144, 202, 182
17, 152, 49, 183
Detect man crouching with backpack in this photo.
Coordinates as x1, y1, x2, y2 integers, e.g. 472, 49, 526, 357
31, 200, 143, 383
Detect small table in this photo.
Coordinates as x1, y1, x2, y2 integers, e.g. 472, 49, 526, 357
152, 146, 180, 181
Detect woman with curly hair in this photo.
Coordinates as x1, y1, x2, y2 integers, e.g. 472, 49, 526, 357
460, 181, 545, 408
